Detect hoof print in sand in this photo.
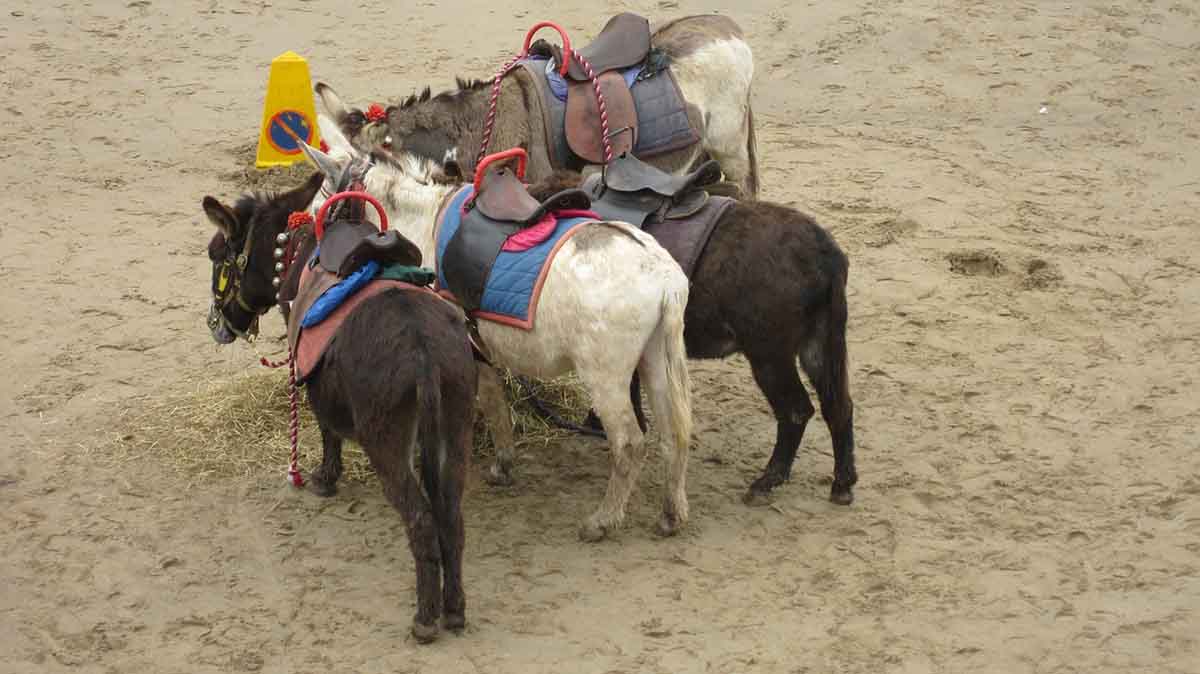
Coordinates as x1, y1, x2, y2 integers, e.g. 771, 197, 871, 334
947, 249, 1006, 277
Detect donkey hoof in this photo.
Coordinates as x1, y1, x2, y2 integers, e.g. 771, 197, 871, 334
742, 488, 774, 507
442, 612, 466, 632
655, 512, 685, 538
411, 620, 440, 644
583, 409, 605, 432
484, 464, 514, 487
579, 517, 612, 542
308, 478, 338, 498
829, 484, 855, 506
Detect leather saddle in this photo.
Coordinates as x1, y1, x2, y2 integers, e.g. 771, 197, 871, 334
442, 164, 590, 314
319, 221, 423, 277
555, 13, 652, 164
582, 152, 723, 227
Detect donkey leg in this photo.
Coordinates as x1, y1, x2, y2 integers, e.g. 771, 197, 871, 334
435, 444, 468, 632
476, 366, 516, 486
309, 421, 344, 498
384, 468, 443, 642
800, 343, 857, 506
583, 373, 648, 435
744, 352, 816, 506
577, 371, 647, 542
372, 414, 443, 642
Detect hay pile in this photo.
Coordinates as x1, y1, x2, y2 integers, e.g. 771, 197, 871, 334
109, 366, 592, 485
222, 140, 318, 193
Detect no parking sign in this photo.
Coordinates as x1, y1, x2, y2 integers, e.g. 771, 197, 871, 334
255, 51, 322, 168
266, 109, 314, 154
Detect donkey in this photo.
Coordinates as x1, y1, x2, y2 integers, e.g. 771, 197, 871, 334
525, 170, 859, 506
301, 121, 695, 543
315, 13, 759, 196
202, 174, 477, 643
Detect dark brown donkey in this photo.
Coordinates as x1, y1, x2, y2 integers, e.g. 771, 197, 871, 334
528, 162, 858, 506
201, 174, 477, 643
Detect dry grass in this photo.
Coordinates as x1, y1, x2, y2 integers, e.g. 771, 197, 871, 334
222, 140, 319, 194
106, 366, 592, 485
114, 143, 591, 485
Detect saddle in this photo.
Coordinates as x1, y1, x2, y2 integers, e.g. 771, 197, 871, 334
558, 13, 652, 164
582, 152, 723, 227
319, 221, 423, 277
442, 161, 590, 314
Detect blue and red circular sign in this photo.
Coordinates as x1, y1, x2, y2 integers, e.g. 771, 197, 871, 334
266, 109, 314, 154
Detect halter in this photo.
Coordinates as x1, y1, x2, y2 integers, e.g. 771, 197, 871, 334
209, 218, 271, 341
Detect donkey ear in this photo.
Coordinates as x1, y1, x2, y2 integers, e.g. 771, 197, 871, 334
202, 196, 240, 238
281, 171, 326, 215
314, 82, 350, 124
299, 140, 344, 180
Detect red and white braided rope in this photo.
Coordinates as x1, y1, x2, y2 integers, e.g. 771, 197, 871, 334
567, 49, 614, 162
476, 48, 615, 168
259, 351, 304, 488
286, 356, 303, 487
476, 54, 525, 168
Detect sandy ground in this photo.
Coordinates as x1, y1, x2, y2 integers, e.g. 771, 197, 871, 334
2, 0, 1199, 672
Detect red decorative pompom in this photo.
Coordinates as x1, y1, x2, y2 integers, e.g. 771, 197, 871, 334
319, 139, 330, 153
365, 103, 386, 123
287, 211, 314, 230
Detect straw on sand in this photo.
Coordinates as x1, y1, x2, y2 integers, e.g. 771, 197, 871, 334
134, 143, 592, 484
108, 366, 592, 485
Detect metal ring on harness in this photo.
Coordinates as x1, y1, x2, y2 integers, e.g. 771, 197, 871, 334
314, 191, 389, 240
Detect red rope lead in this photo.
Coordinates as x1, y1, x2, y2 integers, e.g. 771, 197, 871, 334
567, 49, 614, 162
258, 353, 303, 487
260, 355, 290, 369
286, 355, 304, 488
476, 54, 525, 168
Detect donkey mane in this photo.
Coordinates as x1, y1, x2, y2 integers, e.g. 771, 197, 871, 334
393, 87, 433, 111
384, 78, 489, 114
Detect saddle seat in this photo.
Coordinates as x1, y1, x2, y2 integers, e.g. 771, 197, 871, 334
563, 12, 651, 82
319, 221, 423, 277
551, 12, 652, 164
583, 152, 723, 226
474, 165, 591, 223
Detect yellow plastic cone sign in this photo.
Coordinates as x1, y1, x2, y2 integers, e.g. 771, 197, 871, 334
255, 51, 322, 168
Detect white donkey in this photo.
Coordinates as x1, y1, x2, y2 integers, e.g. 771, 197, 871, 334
299, 118, 693, 541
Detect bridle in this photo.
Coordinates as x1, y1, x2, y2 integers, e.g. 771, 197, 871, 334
208, 218, 272, 341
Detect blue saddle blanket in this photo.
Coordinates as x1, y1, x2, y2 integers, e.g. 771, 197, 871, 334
435, 185, 594, 327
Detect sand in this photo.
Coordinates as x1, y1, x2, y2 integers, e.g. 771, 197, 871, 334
1, 0, 1198, 672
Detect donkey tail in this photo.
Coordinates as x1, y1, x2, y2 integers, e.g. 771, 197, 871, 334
417, 361, 444, 504
822, 259, 853, 425
658, 285, 693, 454
744, 104, 760, 198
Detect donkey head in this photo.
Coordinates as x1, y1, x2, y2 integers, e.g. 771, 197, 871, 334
315, 81, 476, 176
200, 172, 324, 344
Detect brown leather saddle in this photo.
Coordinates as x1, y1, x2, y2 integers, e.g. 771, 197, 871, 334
582, 152, 722, 227
441, 160, 590, 314
557, 13, 651, 164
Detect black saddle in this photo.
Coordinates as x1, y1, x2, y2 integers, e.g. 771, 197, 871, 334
582, 152, 723, 227
442, 163, 590, 313
319, 221, 423, 277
